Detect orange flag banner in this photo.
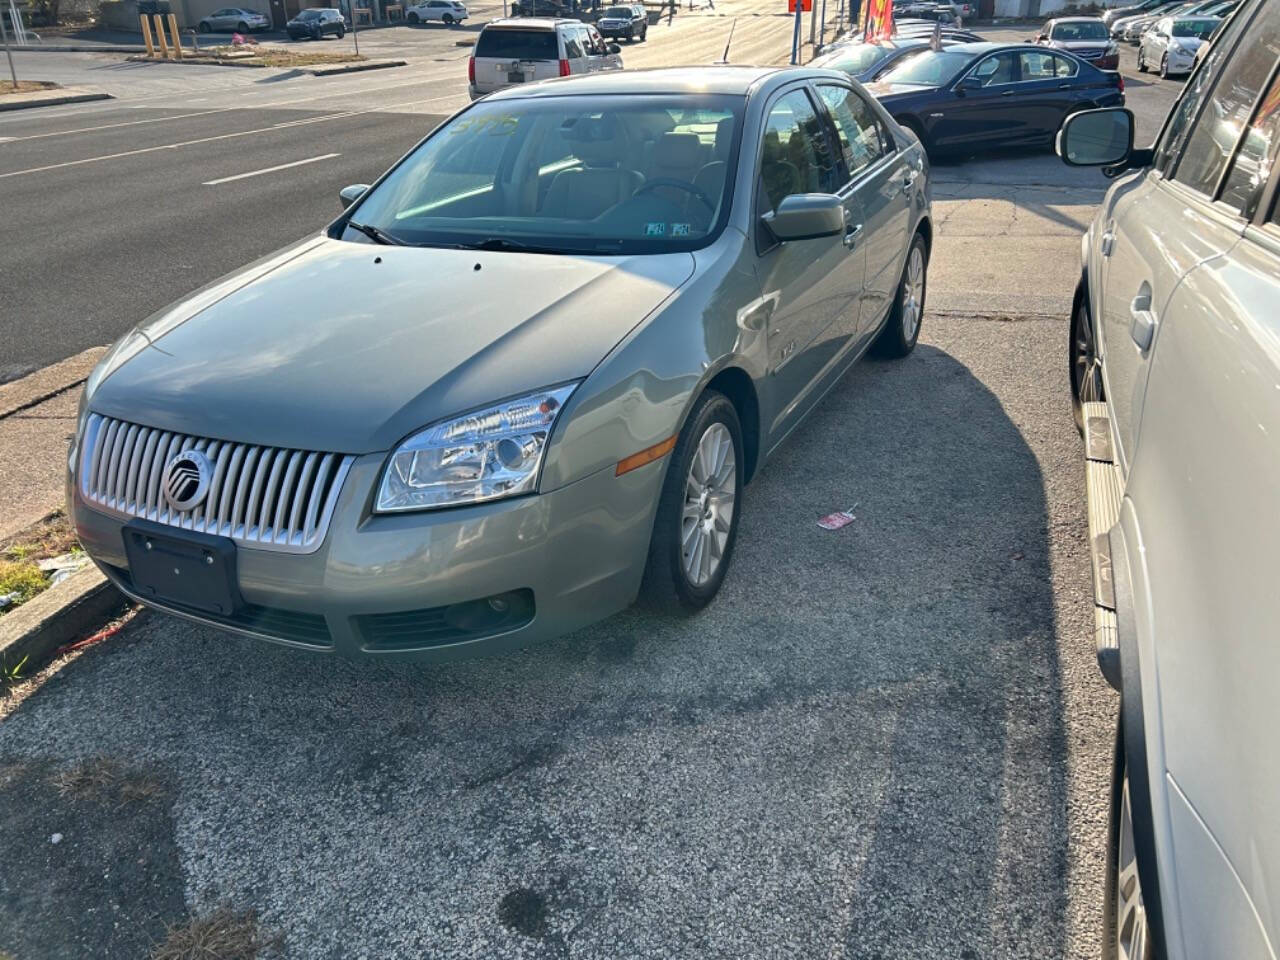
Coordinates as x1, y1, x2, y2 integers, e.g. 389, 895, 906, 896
864, 0, 893, 41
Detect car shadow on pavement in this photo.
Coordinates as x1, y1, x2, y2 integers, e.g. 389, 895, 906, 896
0, 342, 1070, 959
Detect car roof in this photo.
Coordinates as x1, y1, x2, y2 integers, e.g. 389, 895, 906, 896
484, 17, 580, 28
482, 65, 798, 101
1048, 15, 1106, 21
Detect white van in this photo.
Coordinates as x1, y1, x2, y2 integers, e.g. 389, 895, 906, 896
468, 19, 622, 100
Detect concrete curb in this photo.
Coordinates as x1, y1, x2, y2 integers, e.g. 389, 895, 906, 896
0, 91, 113, 112
0, 347, 107, 420
125, 54, 267, 67
306, 58, 406, 75
0, 566, 127, 676
10, 43, 147, 52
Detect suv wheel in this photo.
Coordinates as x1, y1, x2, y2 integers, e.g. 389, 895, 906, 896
639, 391, 743, 612
1069, 285, 1103, 433
336, 24, 345, 36
1104, 721, 1155, 960
407, 10, 419, 21
442, 12, 454, 22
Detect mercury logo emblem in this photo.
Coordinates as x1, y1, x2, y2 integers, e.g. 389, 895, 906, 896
162, 450, 213, 513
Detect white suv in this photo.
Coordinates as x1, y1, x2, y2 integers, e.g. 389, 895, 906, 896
468, 19, 621, 100
1056, 0, 1280, 956
405, 0, 467, 24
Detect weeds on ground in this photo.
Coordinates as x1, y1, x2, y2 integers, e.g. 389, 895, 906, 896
0, 512, 83, 616
0, 560, 45, 607
152, 906, 284, 960
52, 758, 165, 808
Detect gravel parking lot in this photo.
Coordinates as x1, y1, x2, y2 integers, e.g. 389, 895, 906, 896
0, 22, 1192, 960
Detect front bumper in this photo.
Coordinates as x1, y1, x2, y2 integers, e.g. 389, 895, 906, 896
1165, 51, 1195, 73
71, 452, 666, 662
597, 24, 632, 36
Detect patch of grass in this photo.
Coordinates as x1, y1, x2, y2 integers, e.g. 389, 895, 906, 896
0, 512, 83, 617
152, 906, 283, 960
53, 758, 166, 808
0, 560, 46, 607
0, 80, 61, 96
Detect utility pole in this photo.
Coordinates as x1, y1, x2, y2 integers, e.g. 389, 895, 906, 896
350, 0, 359, 55
818, 0, 826, 48
789, 0, 801, 64
808, 0, 816, 48
0, 10, 17, 91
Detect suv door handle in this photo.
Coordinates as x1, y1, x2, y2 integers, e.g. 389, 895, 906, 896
1130, 292, 1156, 350
901, 172, 917, 194
844, 222, 864, 249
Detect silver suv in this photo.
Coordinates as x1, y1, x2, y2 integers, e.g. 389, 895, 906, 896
1056, 0, 1280, 956
468, 18, 622, 100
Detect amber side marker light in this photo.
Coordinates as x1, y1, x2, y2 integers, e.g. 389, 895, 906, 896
616, 436, 677, 476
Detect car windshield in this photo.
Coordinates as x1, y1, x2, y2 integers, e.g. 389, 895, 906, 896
601, 6, 632, 14
475, 28, 559, 59
296, 9, 321, 18
1172, 17, 1217, 35
1051, 21, 1109, 39
345, 94, 743, 254
879, 49, 973, 85
814, 42, 899, 74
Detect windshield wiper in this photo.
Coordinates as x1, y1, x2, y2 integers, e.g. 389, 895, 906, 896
347, 221, 404, 246
452, 237, 547, 253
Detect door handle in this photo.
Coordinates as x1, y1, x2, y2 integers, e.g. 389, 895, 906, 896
843, 222, 864, 249
1001, 89, 1015, 96
1129, 292, 1156, 351
1100, 229, 1115, 256
901, 172, 917, 194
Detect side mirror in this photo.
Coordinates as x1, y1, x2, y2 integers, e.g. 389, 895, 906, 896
1056, 107, 1134, 166
608, 41, 621, 52
339, 183, 369, 208
956, 75, 982, 93
761, 194, 844, 242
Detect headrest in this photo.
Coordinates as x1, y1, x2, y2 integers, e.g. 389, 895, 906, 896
576, 134, 627, 166
713, 116, 735, 160
654, 132, 702, 169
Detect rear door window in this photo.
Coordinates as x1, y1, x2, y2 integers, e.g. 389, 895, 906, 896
475, 28, 559, 59
816, 84, 889, 179
563, 29, 584, 59
1220, 61, 1280, 215
1018, 50, 1060, 80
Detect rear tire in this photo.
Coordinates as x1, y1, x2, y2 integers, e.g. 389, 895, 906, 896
442, 12, 454, 22
638, 391, 743, 613
237, 19, 248, 30
1103, 716, 1156, 960
871, 231, 928, 359
198, 20, 211, 31
407, 11, 419, 22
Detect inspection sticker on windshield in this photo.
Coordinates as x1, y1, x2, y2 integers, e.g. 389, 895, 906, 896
817, 505, 858, 531
644, 222, 666, 237
671, 223, 691, 237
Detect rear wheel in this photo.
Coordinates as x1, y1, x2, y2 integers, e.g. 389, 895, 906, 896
871, 231, 927, 359
1069, 285, 1103, 434
1104, 719, 1155, 960
407, 10, 419, 21
442, 12, 454, 22
198, 20, 211, 31
237, 19, 248, 30
639, 391, 743, 612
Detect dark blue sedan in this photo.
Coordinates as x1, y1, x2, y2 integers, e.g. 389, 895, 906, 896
865, 42, 1125, 155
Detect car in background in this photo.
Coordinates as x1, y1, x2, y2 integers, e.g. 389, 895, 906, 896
867, 43, 1124, 157
468, 19, 621, 100
1111, 0, 1183, 38
1116, 0, 1229, 41
1102, 0, 1168, 26
1033, 17, 1120, 70
596, 3, 647, 41
286, 7, 345, 38
1138, 15, 1220, 75
892, 22, 983, 41
811, 37, 951, 82
197, 6, 269, 31
510, 0, 569, 16
69, 66, 933, 662
406, 0, 468, 24
1052, 0, 1280, 956
894, 3, 956, 23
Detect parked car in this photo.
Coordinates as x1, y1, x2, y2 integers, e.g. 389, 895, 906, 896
286, 7, 345, 38
468, 18, 620, 100
68, 66, 933, 662
1102, 0, 1168, 26
1054, 0, 1279, 955
1033, 17, 1120, 70
1115, 0, 1227, 41
1111, 0, 1183, 38
197, 6, 270, 31
891, 23, 983, 41
510, 0, 568, 16
1137, 15, 1220, 76
867, 43, 1124, 157
405, 0, 467, 24
595, 3, 646, 41
894, 3, 955, 23
812, 37, 961, 83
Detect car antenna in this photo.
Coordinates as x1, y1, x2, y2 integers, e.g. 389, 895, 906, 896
714, 17, 736, 64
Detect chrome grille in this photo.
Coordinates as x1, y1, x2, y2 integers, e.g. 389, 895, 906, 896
78, 414, 354, 554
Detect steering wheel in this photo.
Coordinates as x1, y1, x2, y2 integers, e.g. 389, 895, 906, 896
633, 177, 715, 212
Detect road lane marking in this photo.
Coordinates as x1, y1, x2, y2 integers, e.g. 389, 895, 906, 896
203, 152, 340, 185
0, 96, 434, 180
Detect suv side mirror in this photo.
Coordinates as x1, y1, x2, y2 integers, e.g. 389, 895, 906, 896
1056, 107, 1133, 166
761, 194, 845, 242
339, 183, 369, 208
956, 74, 982, 93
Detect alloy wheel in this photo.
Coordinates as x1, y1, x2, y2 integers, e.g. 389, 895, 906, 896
1073, 299, 1103, 404
681, 423, 736, 587
1115, 774, 1153, 960
901, 244, 925, 341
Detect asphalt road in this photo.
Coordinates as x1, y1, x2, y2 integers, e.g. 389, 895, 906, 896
0, 23, 1185, 960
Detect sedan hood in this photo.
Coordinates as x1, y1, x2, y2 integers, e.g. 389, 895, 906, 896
865, 81, 937, 101
1049, 39, 1110, 50
91, 237, 694, 454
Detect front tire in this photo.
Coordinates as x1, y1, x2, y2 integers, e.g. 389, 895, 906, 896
237, 19, 248, 30
871, 231, 927, 358
1070, 283, 1103, 434
442, 12, 454, 22
639, 391, 743, 612
336, 25, 345, 36
1104, 718, 1155, 960
198, 20, 211, 31
1160, 54, 1169, 78
407, 11, 420, 22
1136, 47, 1147, 71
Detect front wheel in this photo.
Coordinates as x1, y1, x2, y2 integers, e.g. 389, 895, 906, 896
442, 12, 454, 22
1160, 54, 1169, 78
407, 11, 419, 21
871, 231, 927, 358
237, 19, 249, 30
1070, 285, 1103, 434
1136, 47, 1147, 71
639, 391, 743, 612
336, 25, 345, 36
1103, 719, 1156, 960
198, 20, 211, 31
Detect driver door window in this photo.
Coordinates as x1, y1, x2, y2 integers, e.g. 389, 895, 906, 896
757, 89, 838, 216
968, 52, 1018, 87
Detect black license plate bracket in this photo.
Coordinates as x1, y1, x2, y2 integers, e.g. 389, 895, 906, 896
123, 522, 242, 617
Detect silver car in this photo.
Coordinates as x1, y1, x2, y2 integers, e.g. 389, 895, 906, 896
197, 6, 270, 31
1056, 0, 1279, 953
69, 67, 932, 661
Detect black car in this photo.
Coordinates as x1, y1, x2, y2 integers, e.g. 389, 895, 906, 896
812, 37, 961, 82
286, 7, 346, 38
595, 3, 646, 40
866, 42, 1124, 156
510, 0, 568, 15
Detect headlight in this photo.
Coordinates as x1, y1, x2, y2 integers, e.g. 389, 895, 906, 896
1106, 41, 1118, 54
375, 384, 578, 513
